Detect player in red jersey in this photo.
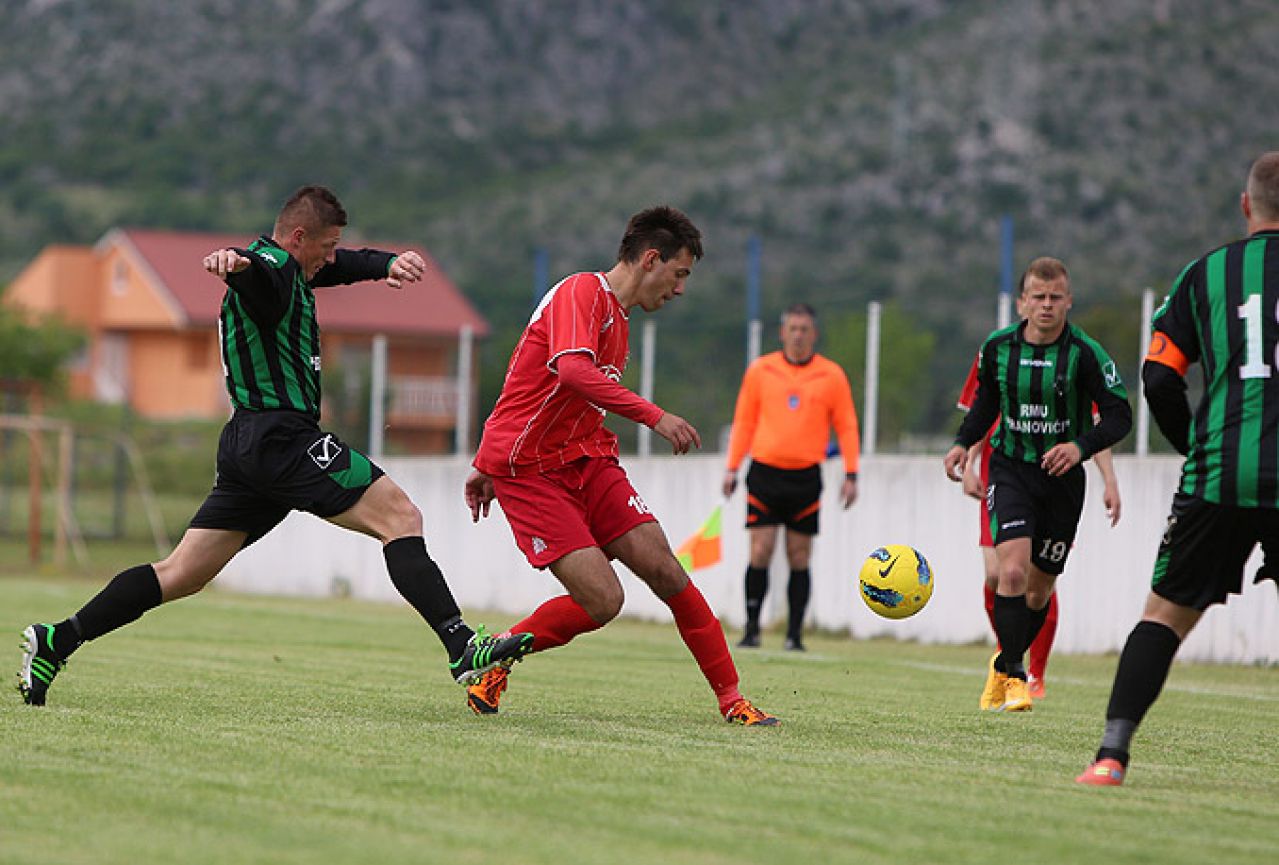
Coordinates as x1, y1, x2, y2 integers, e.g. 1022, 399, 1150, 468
462, 206, 778, 726
956, 332, 1122, 702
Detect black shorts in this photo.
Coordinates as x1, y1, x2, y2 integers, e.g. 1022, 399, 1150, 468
986, 451, 1084, 576
189, 410, 385, 547
745, 461, 822, 535
1151, 492, 1279, 611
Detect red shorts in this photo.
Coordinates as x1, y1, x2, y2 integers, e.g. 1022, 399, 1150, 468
491, 456, 656, 568
978, 443, 994, 548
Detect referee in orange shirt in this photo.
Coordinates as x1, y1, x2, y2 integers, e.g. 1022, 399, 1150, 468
723, 303, 861, 650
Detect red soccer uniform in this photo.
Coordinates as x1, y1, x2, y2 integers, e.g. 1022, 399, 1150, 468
476, 272, 657, 477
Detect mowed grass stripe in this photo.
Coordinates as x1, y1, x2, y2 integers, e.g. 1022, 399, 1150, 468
1, 576, 1276, 865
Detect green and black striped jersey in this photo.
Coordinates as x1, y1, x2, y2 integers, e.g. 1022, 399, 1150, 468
956, 321, 1132, 464
1149, 229, 1279, 508
218, 236, 395, 418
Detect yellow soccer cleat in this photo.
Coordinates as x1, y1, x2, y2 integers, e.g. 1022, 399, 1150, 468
979, 652, 1008, 711
1001, 676, 1033, 712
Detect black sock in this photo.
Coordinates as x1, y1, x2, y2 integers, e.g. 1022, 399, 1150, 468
70, 564, 163, 650
992, 593, 1030, 678
383, 536, 473, 659
1096, 620, 1182, 765
786, 568, 811, 639
744, 566, 769, 633
51, 616, 84, 659
1025, 600, 1051, 651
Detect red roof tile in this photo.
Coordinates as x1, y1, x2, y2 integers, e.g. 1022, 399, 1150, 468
113, 228, 489, 337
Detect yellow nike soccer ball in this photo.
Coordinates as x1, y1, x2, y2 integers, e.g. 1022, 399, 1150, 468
859, 545, 934, 619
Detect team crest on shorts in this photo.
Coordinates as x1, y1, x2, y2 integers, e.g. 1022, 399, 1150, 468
308, 434, 343, 470
531, 536, 548, 555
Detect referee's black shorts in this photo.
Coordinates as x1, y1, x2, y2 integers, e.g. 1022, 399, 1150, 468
744, 460, 823, 535
190, 410, 385, 547
1151, 492, 1279, 611
986, 450, 1084, 576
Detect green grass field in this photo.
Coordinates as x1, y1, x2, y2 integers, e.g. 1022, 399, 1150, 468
2, 575, 1276, 865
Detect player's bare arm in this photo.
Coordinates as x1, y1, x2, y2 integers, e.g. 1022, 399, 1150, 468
386, 250, 426, 290
722, 470, 738, 498
960, 441, 984, 499
840, 477, 858, 509
464, 470, 496, 522
1041, 442, 1083, 477
203, 249, 251, 278
653, 411, 701, 455
943, 444, 969, 482
1093, 448, 1122, 526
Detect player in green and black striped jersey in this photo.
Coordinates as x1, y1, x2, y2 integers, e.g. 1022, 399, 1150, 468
16, 186, 533, 708
1078, 153, 1279, 787
219, 233, 395, 417
945, 256, 1132, 713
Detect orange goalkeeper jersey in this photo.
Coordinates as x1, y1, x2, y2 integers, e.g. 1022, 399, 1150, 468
725, 351, 860, 474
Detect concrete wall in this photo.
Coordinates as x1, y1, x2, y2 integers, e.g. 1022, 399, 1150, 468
218, 454, 1278, 664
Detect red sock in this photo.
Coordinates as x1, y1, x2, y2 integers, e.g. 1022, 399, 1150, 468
1028, 591, 1059, 680
510, 595, 603, 653
983, 582, 997, 641
665, 581, 742, 713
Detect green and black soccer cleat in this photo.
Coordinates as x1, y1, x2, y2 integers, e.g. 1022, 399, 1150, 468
449, 626, 533, 685
17, 623, 66, 706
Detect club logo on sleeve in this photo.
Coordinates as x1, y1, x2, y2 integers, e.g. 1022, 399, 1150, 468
1103, 360, 1121, 388
308, 434, 343, 470
255, 247, 285, 267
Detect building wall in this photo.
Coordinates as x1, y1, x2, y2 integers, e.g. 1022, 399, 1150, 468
4, 246, 102, 324
218, 454, 1278, 664
95, 246, 182, 329
128, 330, 227, 419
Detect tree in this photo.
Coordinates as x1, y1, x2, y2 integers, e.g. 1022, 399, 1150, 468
0, 304, 85, 396
820, 301, 936, 451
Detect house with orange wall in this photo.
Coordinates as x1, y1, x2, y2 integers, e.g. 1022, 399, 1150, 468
3, 228, 490, 454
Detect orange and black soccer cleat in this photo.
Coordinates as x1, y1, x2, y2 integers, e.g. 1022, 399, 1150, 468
467, 666, 510, 715
723, 698, 780, 727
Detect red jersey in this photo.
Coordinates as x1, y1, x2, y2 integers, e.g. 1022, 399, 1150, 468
475, 272, 633, 477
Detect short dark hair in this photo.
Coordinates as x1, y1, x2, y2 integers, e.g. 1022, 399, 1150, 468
1247, 152, 1279, 221
781, 302, 817, 324
277, 185, 348, 233
1018, 256, 1070, 295
617, 206, 703, 264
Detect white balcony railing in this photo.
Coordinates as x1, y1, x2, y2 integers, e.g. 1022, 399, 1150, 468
388, 376, 460, 420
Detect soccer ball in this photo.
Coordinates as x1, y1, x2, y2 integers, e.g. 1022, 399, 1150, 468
858, 545, 934, 619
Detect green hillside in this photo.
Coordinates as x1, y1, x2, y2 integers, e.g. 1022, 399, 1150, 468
3, 0, 1274, 444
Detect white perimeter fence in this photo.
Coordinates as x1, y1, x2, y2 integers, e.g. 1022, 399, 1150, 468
220, 454, 1278, 664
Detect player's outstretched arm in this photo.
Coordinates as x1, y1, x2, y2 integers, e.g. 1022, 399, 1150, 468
464, 470, 496, 522
653, 412, 702, 455
203, 249, 251, 278
386, 251, 426, 290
